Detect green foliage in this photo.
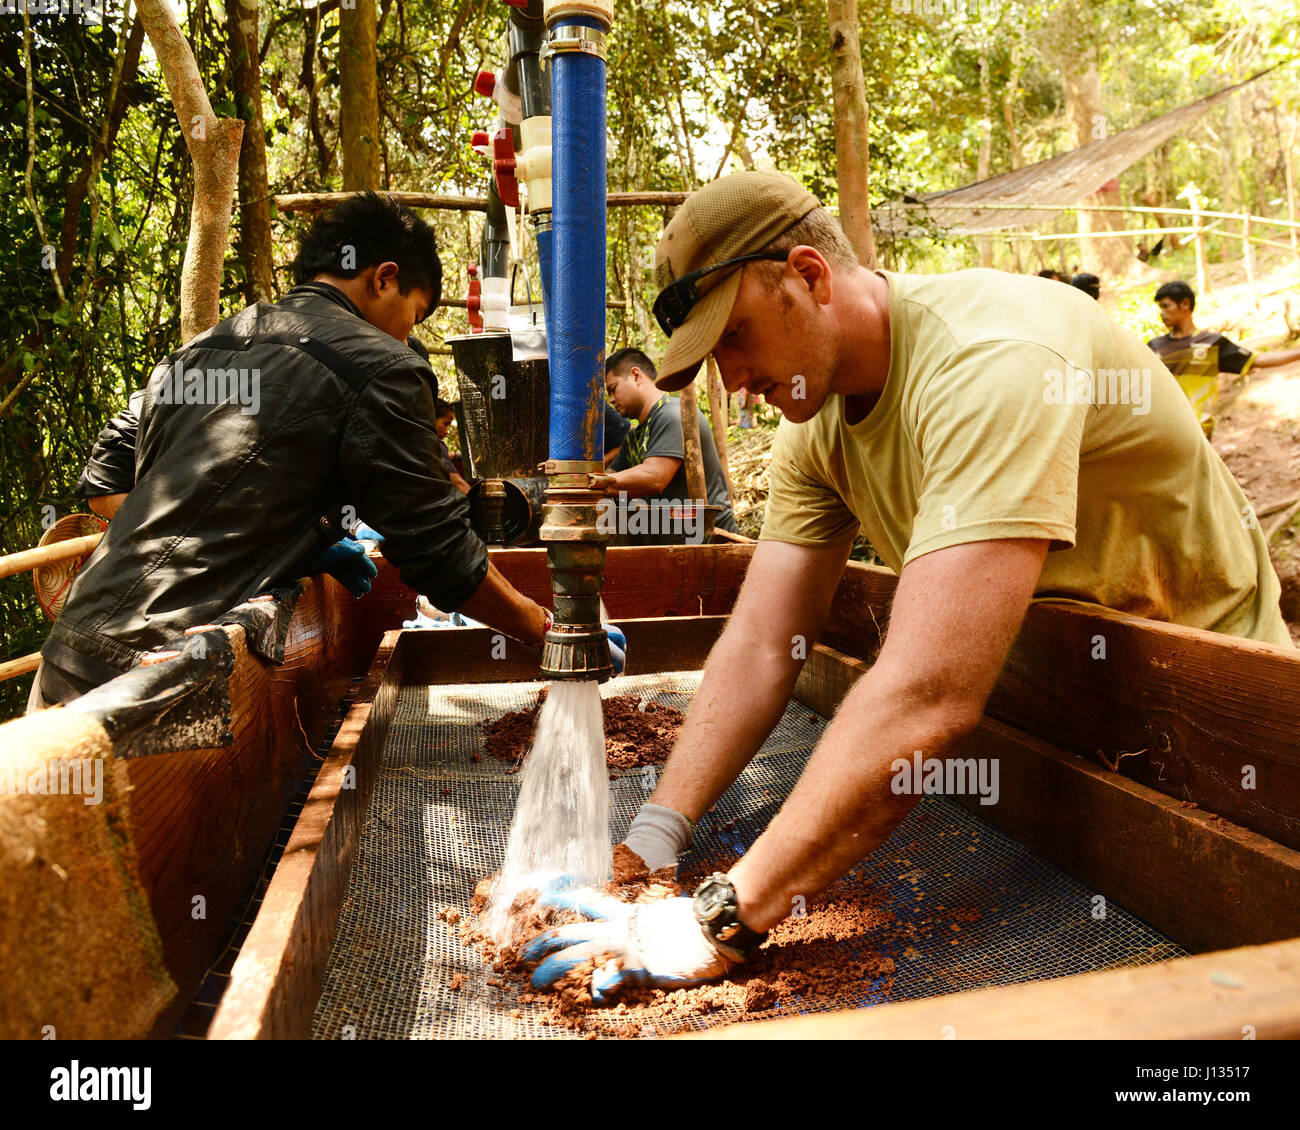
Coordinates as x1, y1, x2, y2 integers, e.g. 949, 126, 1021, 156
1, 0, 1298, 716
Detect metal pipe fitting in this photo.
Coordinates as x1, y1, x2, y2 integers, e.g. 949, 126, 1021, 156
539, 484, 612, 681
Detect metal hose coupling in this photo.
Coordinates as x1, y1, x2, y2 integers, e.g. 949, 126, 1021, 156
539, 461, 612, 681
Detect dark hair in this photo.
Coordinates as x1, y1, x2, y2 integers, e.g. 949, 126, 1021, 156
1155, 280, 1196, 311
1071, 273, 1101, 300
606, 347, 658, 380
435, 398, 456, 418
292, 192, 442, 309
1036, 268, 1063, 281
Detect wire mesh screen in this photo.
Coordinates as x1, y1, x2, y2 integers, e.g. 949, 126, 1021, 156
311, 670, 1184, 1039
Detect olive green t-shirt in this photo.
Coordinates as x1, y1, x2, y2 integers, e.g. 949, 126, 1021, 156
760, 269, 1291, 647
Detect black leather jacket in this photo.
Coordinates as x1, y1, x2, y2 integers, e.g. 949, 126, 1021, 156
46, 283, 488, 687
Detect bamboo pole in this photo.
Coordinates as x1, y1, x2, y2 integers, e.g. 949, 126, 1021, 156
0, 533, 103, 581
1188, 192, 1207, 297
0, 653, 41, 682
890, 200, 1300, 230
274, 190, 690, 216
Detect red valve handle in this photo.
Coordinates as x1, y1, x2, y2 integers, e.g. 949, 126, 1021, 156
492, 127, 519, 208
474, 70, 497, 99
466, 265, 483, 331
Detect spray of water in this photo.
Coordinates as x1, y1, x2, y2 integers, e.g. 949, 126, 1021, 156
486, 679, 610, 939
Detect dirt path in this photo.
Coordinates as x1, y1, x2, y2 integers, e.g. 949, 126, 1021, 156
1213, 359, 1300, 643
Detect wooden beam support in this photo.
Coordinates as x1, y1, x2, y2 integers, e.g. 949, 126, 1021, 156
795, 642, 1300, 955
692, 935, 1300, 1039
208, 631, 402, 1040
819, 561, 1300, 850
274, 190, 690, 216
396, 615, 727, 687
209, 613, 727, 1038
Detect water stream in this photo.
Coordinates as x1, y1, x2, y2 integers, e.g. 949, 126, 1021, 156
486, 679, 609, 938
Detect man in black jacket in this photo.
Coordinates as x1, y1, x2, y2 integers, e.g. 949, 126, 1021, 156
32, 193, 549, 709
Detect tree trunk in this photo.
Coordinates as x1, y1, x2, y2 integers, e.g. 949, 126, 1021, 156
1060, 37, 1131, 277
137, 0, 244, 342
227, 0, 275, 304
339, 0, 382, 191
827, 0, 877, 268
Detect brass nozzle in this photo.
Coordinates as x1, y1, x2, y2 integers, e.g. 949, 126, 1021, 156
539, 480, 611, 681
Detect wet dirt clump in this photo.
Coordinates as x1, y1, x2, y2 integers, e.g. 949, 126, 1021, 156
480, 690, 684, 775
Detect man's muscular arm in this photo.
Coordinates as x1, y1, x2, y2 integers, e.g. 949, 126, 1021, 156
647, 536, 855, 822
729, 537, 1049, 932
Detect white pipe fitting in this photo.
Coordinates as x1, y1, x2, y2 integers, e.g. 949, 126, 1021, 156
517, 116, 553, 214
480, 277, 510, 333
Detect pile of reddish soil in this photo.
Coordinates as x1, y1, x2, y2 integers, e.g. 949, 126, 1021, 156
455, 853, 983, 1038
479, 690, 684, 776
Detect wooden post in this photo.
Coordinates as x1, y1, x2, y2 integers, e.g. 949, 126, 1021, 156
826, 0, 878, 267
705, 356, 732, 497
1185, 186, 1207, 298
676, 379, 708, 507
1243, 214, 1257, 308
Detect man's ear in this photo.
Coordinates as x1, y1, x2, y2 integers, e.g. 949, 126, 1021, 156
373, 261, 402, 294
788, 245, 832, 304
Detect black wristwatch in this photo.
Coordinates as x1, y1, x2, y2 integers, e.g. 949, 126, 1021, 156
692, 873, 767, 962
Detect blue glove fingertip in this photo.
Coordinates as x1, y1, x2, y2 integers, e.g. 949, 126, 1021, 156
531, 949, 592, 989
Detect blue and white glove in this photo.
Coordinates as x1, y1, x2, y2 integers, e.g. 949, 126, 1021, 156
307, 537, 378, 597
352, 522, 384, 544
604, 624, 627, 680
523, 888, 736, 1002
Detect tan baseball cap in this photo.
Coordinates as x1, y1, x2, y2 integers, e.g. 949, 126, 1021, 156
653, 171, 821, 391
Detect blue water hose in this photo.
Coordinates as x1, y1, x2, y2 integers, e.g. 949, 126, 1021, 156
536, 221, 555, 352
547, 17, 607, 465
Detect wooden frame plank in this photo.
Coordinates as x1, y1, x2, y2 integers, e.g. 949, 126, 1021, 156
795, 642, 1300, 954
207, 632, 403, 1040
692, 935, 1300, 1039
353, 543, 755, 656
821, 561, 1300, 850
208, 614, 728, 1039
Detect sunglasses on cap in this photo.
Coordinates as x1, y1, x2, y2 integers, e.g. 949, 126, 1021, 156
652, 250, 791, 336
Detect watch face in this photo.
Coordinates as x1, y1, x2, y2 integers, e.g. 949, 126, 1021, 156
694, 877, 731, 922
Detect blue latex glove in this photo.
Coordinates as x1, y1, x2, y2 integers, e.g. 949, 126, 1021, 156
308, 537, 378, 597
522, 887, 735, 1002
605, 624, 627, 679
353, 522, 384, 544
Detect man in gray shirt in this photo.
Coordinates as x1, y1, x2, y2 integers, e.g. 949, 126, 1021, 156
605, 347, 738, 534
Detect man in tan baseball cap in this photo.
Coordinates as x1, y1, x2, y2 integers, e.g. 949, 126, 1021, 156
651, 170, 822, 394
524, 170, 1291, 999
